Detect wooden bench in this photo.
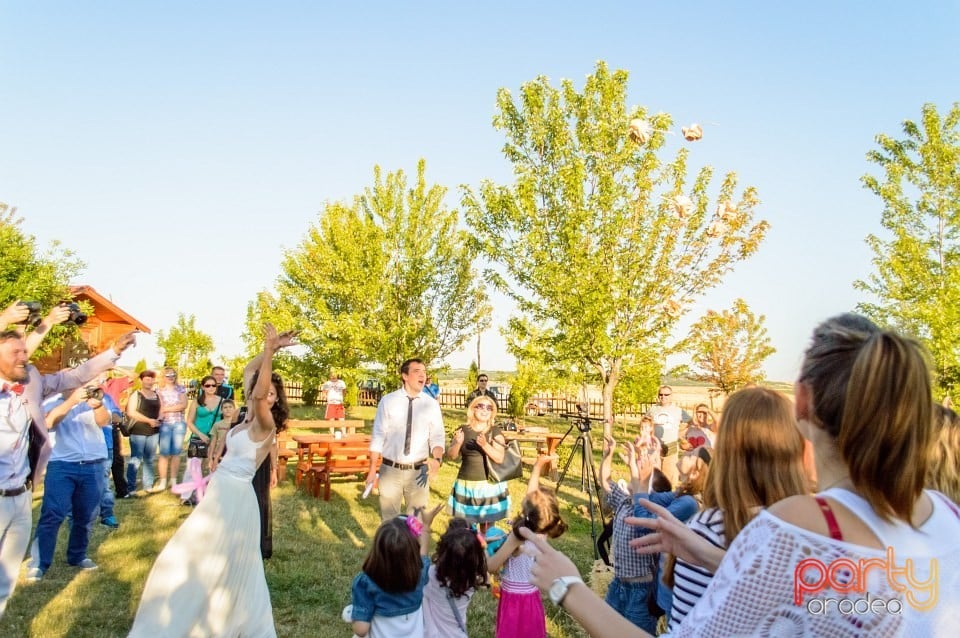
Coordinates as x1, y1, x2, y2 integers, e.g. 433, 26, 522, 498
287, 419, 365, 434
306, 443, 380, 501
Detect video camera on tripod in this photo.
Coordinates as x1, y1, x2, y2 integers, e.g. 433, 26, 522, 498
559, 403, 594, 433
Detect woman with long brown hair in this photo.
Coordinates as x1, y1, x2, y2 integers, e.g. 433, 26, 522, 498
666, 386, 809, 630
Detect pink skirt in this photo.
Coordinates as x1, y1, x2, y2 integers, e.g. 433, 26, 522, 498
495, 588, 546, 638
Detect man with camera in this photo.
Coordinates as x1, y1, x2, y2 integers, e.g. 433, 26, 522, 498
0, 308, 135, 612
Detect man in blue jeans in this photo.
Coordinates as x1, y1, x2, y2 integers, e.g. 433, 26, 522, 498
29, 386, 111, 581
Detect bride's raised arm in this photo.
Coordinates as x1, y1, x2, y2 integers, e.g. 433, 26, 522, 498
250, 324, 297, 436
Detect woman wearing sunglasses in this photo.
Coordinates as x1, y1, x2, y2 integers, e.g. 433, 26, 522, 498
177, 375, 225, 504
447, 396, 511, 531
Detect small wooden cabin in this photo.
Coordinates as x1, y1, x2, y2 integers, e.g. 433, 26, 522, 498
33, 285, 150, 374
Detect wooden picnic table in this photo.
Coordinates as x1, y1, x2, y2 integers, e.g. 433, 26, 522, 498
503, 430, 567, 480
287, 419, 366, 434
290, 433, 375, 500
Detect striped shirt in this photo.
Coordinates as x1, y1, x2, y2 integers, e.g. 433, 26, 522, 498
668, 507, 727, 631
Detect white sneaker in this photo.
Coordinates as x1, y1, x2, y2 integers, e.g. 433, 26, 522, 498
25, 567, 44, 582
72, 558, 98, 570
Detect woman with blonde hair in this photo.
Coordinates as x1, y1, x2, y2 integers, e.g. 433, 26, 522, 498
446, 395, 511, 530
519, 313, 960, 637
666, 386, 809, 630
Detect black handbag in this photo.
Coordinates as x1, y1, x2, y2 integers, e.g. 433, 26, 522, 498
186, 398, 222, 459
485, 438, 523, 483
187, 437, 209, 459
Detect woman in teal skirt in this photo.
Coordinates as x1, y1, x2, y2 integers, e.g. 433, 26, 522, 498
447, 396, 511, 530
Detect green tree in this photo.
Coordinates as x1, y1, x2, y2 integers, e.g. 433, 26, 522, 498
0, 203, 85, 356
855, 103, 960, 398
679, 299, 775, 395
466, 360, 479, 394
250, 160, 490, 388
462, 62, 769, 437
155, 313, 215, 383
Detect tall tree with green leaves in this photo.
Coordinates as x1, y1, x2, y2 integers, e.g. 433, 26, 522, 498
855, 103, 960, 398
155, 313, 216, 382
679, 299, 775, 395
0, 203, 85, 356
462, 62, 769, 437
249, 160, 490, 388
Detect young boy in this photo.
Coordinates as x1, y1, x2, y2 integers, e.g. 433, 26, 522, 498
599, 435, 660, 633
207, 400, 237, 472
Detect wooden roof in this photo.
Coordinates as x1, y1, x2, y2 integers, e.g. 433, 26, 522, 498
70, 285, 151, 334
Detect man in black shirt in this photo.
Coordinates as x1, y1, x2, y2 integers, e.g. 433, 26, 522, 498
465, 374, 498, 406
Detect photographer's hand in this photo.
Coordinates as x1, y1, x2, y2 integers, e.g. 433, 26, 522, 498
0, 300, 28, 330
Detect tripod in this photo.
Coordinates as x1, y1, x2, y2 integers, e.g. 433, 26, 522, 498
556, 418, 606, 559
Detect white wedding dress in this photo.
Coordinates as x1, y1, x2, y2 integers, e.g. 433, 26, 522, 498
129, 427, 277, 638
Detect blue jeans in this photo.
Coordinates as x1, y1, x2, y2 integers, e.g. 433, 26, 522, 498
36, 460, 104, 571
126, 433, 158, 490
99, 460, 115, 520
605, 578, 657, 634
158, 421, 186, 456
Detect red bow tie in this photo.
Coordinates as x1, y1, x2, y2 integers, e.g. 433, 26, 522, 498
2, 383, 24, 396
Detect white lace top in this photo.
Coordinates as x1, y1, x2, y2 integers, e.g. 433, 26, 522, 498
669, 490, 960, 637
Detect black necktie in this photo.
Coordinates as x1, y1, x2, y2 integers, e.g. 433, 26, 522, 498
403, 396, 415, 456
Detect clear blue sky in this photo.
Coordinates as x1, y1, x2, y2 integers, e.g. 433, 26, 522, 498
1, 2, 956, 381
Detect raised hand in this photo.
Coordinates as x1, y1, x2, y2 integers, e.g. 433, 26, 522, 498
44, 304, 72, 326
276, 329, 299, 349
112, 331, 138, 355
603, 434, 615, 458
0, 301, 29, 328
263, 323, 280, 353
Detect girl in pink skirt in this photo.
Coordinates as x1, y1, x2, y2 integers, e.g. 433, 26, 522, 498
487, 456, 566, 638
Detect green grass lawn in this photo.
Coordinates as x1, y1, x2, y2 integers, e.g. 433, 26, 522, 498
1, 408, 613, 637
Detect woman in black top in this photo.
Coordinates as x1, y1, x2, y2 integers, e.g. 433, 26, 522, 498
446, 395, 511, 530
124, 370, 162, 493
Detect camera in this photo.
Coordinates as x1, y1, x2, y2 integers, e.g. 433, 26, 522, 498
64, 302, 87, 326
84, 386, 104, 401
15, 301, 43, 327
560, 411, 593, 432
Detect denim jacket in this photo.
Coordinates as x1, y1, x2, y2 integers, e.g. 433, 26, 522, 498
351, 557, 431, 621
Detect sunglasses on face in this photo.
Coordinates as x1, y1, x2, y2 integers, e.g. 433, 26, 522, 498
474, 404, 494, 412
659, 393, 671, 398
202, 383, 217, 388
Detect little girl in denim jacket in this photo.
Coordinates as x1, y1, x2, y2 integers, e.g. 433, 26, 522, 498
348, 504, 443, 638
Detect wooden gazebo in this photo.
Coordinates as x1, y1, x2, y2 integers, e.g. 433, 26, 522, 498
33, 285, 150, 374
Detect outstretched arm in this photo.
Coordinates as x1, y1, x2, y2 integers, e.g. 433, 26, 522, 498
599, 435, 615, 493
250, 325, 298, 437
527, 454, 553, 495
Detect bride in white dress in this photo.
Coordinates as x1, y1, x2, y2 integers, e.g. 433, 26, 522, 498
129, 325, 297, 638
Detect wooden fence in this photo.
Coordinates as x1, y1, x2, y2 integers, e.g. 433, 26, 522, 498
281, 382, 665, 421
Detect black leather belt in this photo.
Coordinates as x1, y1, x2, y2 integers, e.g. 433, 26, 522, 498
381, 458, 427, 471
0, 481, 31, 497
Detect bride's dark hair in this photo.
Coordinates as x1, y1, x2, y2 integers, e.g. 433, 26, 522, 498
249, 370, 289, 433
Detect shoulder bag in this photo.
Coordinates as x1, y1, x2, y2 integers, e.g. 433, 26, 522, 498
484, 428, 522, 483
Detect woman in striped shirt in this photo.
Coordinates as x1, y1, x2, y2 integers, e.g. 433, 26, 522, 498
664, 387, 809, 631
